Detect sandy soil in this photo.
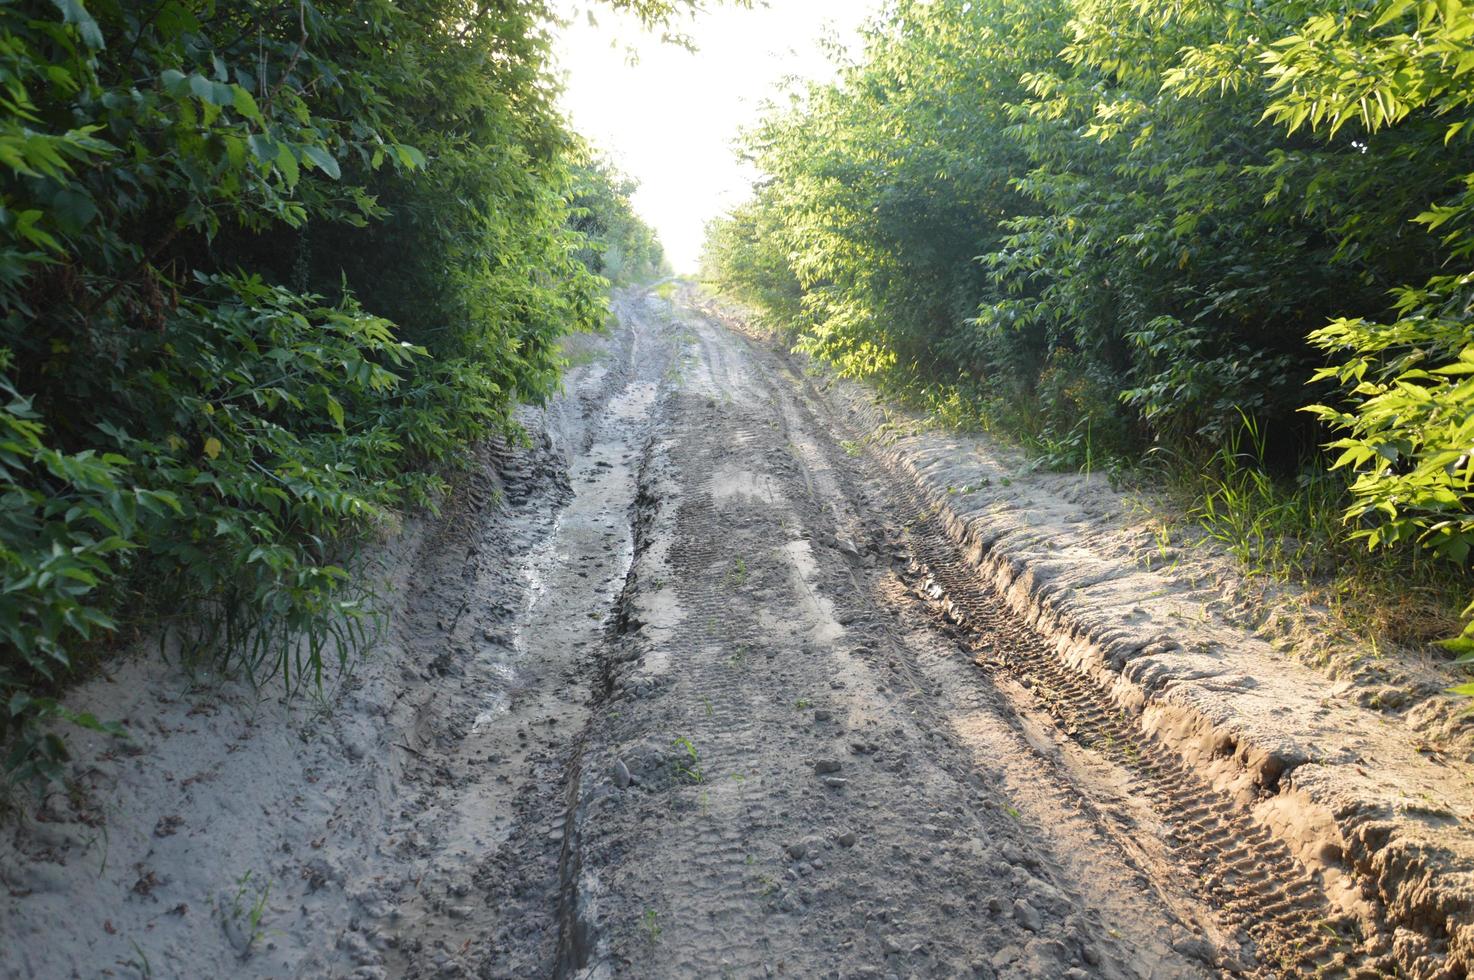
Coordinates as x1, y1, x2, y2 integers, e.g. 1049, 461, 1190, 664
2, 286, 1453, 979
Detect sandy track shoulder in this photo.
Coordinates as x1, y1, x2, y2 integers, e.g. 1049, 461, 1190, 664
687, 288, 1474, 978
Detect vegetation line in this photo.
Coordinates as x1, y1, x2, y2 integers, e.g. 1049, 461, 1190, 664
701, 0, 1474, 702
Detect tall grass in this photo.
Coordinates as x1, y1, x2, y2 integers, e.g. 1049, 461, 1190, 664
1147, 415, 1465, 649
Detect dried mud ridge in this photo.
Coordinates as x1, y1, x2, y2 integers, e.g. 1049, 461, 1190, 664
772, 370, 1388, 975
895, 492, 1372, 976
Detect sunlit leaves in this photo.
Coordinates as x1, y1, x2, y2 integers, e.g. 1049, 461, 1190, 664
708, 0, 1474, 671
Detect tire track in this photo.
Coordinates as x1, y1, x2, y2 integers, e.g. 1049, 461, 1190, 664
723, 316, 1386, 978
563, 299, 1196, 978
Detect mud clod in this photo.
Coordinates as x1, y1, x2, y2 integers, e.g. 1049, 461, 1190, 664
1013, 899, 1042, 932
612, 758, 632, 788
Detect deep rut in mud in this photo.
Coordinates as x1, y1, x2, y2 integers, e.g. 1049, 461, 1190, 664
903, 525, 1365, 975
378, 300, 679, 977
398, 288, 1390, 978
736, 319, 1390, 978
865, 462, 1383, 978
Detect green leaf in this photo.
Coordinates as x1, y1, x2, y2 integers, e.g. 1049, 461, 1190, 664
51, 0, 105, 49
300, 144, 341, 180
1373, 0, 1415, 29
231, 86, 263, 124
51, 188, 97, 230
275, 143, 300, 187
15, 210, 62, 252
1438, 635, 1474, 655
161, 68, 188, 96
8, 691, 33, 718
247, 133, 277, 163
392, 144, 427, 170
189, 73, 215, 103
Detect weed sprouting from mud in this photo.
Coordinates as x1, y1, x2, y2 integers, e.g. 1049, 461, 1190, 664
642, 908, 662, 944
227, 869, 272, 951
672, 737, 704, 784
125, 940, 152, 979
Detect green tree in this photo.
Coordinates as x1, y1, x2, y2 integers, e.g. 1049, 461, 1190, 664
705, 0, 1474, 676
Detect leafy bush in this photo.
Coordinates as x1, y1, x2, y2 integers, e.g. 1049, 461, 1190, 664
571, 157, 669, 286
0, 0, 674, 785
1257, 0, 1474, 668
704, 0, 1474, 673
1, 376, 142, 783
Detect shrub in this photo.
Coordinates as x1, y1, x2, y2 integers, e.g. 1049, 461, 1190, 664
703, 0, 1474, 683
0, 0, 674, 785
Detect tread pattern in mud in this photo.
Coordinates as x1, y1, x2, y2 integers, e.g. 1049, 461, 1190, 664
888, 475, 1381, 978
660, 432, 778, 971
718, 314, 1390, 978
573, 374, 1122, 978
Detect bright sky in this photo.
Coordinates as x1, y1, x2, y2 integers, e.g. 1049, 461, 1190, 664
552, 1, 881, 272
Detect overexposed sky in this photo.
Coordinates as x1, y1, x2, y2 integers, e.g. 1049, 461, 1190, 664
553, 1, 881, 272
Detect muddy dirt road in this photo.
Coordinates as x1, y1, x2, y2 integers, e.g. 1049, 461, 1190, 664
3, 287, 1392, 979
390, 288, 1370, 979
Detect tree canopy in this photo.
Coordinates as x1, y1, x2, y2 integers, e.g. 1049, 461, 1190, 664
704, 0, 1474, 660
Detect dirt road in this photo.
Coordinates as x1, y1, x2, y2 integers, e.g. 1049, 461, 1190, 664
2, 288, 1390, 978
391, 288, 1364, 978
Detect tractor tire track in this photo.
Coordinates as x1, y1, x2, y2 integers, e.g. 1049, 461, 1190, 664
709, 296, 1391, 978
